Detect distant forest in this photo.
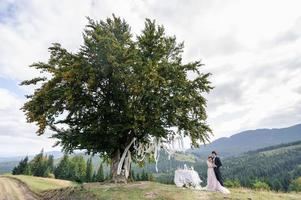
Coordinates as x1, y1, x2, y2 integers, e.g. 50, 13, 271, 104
135, 140, 301, 192
12, 141, 301, 192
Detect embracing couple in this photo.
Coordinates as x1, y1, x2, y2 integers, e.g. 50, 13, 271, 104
206, 151, 230, 194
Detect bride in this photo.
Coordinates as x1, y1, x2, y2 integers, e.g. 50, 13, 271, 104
206, 155, 230, 194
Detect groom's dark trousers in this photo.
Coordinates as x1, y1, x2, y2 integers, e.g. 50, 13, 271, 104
214, 157, 224, 186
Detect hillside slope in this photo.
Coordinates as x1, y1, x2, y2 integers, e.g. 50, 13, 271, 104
190, 123, 301, 158
43, 181, 301, 200
195, 140, 301, 191
9, 175, 75, 194
1, 176, 300, 200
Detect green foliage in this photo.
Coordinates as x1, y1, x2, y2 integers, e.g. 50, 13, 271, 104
54, 154, 87, 182
47, 155, 54, 173
224, 179, 241, 188
252, 180, 270, 191
289, 177, 301, 192
12, 156, 31, 175
21, 15, 212, 179
13, 150, 54, 178
86, 157, 93, 182
30, 152, 47, 177
69, 156, 87, 183
148, 173, 154, 181
47, 173, 55, 179
141, 170, 148, 181
11, 151, 108, 183
95, 163, 105, 182
132, 170, 154, 182
29, 150, 53, 177
54, 154, 71, 180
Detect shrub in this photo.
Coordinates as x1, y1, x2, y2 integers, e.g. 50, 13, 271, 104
289, 177, 301, 192
224, 179, 241, 188
252, 180, 270, 191
47, 173, 55, 179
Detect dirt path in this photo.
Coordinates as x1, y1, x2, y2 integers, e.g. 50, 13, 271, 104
0, 177, 38, 200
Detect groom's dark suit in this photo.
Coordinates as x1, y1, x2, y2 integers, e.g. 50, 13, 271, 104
214, 156, 224, 186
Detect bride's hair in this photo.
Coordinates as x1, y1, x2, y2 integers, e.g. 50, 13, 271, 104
208, 155, 213, 161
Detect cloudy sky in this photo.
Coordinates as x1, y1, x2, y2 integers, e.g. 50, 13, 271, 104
0, 0, 301, 156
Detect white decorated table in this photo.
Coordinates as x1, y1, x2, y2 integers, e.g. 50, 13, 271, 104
174, 167, 202, 188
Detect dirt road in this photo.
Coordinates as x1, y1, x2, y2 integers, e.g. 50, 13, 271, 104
0, 177, 38, 200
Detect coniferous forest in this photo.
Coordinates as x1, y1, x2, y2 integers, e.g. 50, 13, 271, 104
12, 151, 106, 183
132, 141, 301, 192
194, 141, 301, 191
12, 140, 301, 192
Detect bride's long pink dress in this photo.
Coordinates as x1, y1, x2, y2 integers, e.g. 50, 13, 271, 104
206, 160, 230, 194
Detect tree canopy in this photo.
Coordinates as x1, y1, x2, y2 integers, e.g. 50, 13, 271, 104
21, 15, 212, 181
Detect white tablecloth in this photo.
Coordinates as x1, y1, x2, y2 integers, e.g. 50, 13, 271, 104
174, 169, 202, 187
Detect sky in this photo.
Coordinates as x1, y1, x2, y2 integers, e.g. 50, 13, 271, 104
0, 0, 301, 156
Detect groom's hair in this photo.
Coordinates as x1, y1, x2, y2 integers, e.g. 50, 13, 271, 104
212, 151, 217, 155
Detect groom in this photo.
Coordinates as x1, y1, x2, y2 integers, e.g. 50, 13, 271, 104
212, 151, 224, 186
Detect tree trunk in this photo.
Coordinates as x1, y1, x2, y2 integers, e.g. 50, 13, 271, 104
111, 149, 127, 183
110, 138, 136, 183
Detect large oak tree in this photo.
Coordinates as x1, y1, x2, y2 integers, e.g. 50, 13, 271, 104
21, 15, 212, 182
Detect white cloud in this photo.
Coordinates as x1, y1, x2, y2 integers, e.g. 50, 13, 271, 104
0, 88, 60, 156
206, 37, 301, 138
0, 0, 301, 155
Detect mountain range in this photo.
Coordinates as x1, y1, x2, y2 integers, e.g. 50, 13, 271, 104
189, 123, 301, 158
1, 123, 301, 174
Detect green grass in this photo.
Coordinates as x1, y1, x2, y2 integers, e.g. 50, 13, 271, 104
209, 188, 301, 200
82, 182, 301, 200
84, 181, 208, 200
3, 176, 301, 200
7, 175, 75, 194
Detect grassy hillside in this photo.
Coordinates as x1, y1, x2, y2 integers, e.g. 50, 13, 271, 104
82, 182, 301, 200
195, 140, 301, 191
7, 175, 74, 194
37, 181, 301, 200
2, 175, 300, 199
210, 188, 301, 200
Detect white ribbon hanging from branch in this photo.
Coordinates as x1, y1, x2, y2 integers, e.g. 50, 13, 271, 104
117, 137, 136, 176
133, 134, 185, 172
116, 133, 185, 176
